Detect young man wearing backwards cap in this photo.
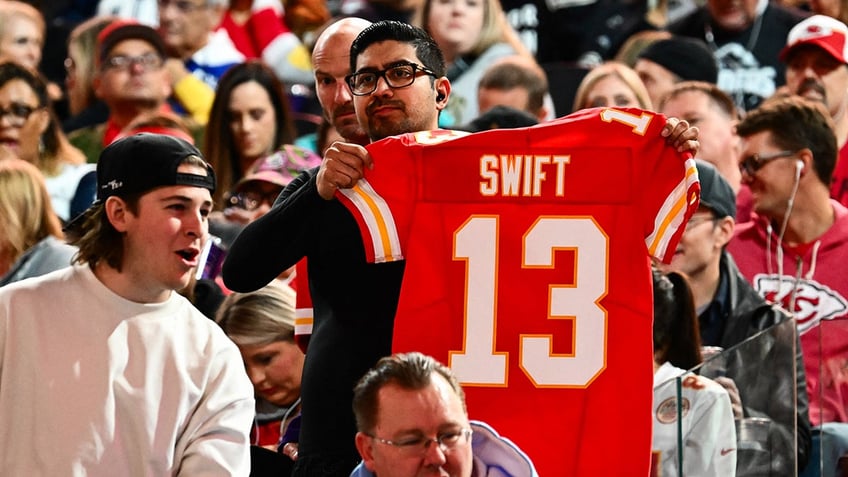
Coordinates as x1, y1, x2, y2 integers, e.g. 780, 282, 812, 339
662, 160, 811, 475
782, 14, 848, 208
0, 133, 254, 475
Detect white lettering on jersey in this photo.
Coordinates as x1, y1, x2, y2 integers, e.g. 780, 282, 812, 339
479, 154, 570, 197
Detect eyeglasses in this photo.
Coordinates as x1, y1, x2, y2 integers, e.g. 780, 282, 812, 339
368, 428, 472, 456
224, 190, 280, 211
684, 214, 717, 230
102, 53, 164, 72
157, 0, 206, 13
0, 102, 42, 126
346, 63, 437, 96
739, 150, 796, 176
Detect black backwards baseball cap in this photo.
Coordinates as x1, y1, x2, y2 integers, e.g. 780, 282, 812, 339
695, 159, 736, 219
638, 37, 719, 84
64, 133, 216, 233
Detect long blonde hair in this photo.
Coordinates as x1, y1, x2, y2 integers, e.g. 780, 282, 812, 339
0, 158, 63, 272
418, 0, 531, 60
572, 61, 652, 113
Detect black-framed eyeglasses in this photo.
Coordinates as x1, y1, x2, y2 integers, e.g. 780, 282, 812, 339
739, 150, 797, 176
368, 428, 472, 456
346, 63, 437, 96
157, 0, 206, 13
103, 53, 164, 72
0, 102, 42, 126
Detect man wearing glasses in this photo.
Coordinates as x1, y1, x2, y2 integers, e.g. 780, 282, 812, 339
69, 20, 175, 162
224, 20, 699, 476
662, 160, 811, 475
350, 352, 537, 477
729, 96, 848, 476
224, 21, 454, 476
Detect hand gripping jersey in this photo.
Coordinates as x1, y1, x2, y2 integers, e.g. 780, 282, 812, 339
337, 107, 700, 475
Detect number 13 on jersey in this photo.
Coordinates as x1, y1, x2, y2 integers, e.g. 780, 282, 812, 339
450, 215, 609, 389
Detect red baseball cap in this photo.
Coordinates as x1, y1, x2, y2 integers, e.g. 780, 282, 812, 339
97, 19, 166, 65
780, 15, 848, 64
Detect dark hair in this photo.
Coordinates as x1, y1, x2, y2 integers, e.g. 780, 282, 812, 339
652, 268, 702, 370
349, 20, 446, 78
204, 60, 297, 207
0, 61, 60, 170
736, 96, 837, 185
478, 59, 548, 114
352, 352, 465, 435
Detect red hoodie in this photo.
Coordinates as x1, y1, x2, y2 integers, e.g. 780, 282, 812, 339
729, 200, 848, 425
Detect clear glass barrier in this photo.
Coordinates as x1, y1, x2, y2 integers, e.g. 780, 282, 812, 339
653, 317, 800, 477
800, 315, 848, 477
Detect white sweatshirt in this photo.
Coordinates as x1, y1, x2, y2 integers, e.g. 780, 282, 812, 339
0, 265, 255, 476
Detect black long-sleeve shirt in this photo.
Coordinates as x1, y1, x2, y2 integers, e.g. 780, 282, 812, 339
223, 168, 404, 476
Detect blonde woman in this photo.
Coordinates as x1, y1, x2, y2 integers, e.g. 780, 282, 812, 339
0, 159, 76, 286
215, 282, 304, 465
572, 61, 652, 113
418, 0, 534, 126
63, 16, 115, 133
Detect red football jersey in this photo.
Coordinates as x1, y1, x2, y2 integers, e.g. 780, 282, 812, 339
293, 258, 312, 353
337, 107, 700, 476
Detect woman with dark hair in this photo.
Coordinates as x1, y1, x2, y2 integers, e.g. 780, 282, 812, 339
651, 268, 737, 477
0, 61, 91, 222
204, 59, 298, 207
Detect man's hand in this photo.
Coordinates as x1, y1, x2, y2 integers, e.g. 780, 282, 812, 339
662, 117, 699, 157
714, 376, 744, 420
316, 142, 373, 200
164, 58, 189, 84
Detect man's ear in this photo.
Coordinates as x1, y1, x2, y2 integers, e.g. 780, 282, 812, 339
715, 216, 735, 249
435, 78, 451, 110
354, 432, 378, 471
104, 196, 131, 232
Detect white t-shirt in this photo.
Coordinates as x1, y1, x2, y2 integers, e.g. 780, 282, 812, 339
0, 265, 254, 476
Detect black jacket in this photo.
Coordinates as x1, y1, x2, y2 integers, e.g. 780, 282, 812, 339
704, 251, 811, 475
223, 168, 404, 476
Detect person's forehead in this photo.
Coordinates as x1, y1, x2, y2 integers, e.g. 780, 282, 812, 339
5, 16, 41, 36
787, 44, 843, 65
313, 33, 356, 63
740, 130, 773, 149
663, 90, 709, 113
107, 38, 159, 57
374, 376, 465, 427
141, 183, 213, 204
355, 41, 418, 69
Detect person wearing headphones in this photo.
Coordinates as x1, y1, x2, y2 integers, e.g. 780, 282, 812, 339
663, 160, 810, 475
728, 95, 848, 477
